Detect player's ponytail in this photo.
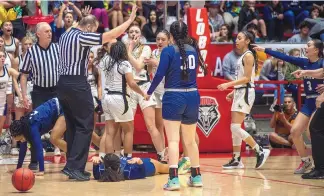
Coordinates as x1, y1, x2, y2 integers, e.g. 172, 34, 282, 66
99, 153, 124, 182
189, 37, 208, 76
170, 21, 189, 81
242, 30, 258, 73
103, 41, 128, 76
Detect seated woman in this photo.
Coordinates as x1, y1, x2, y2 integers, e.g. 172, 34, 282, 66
93, 153, 168, 181
9, 97, 102, 175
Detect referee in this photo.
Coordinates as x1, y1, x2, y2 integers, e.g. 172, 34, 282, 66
20, 22, 59, 171
58, 6, 138, 181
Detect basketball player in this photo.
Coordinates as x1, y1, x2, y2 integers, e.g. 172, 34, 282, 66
217, 31, 270, 170
92, 41, 148, 163
253, 39, 324, 174
9, 97, 101, 176
93, 153, 169, 181
147, 21, 207, 191
125, 24, 166, 162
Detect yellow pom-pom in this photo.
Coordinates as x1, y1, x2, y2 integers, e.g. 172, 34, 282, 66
7, 8, 17, 21
0, 5, 7, 22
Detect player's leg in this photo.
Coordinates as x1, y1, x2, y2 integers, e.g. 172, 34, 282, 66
155, 107, 165, 149
50, 115, 67, 152
151, 158, 169, 174
104, 120, 119, 154
113, 127, 122, 156
290, 112, 312, 174
119, 121, 134, 157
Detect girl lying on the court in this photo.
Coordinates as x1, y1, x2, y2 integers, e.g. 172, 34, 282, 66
9, 97, 102, 176
93, 153, 169, 181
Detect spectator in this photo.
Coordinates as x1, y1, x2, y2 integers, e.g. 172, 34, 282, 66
180, 1, 191, 24
238, 0, 267, 40
1, 21, 19, 57
246, 23, 263, 42
220, 0, 241, 33
122, 1, 146, 29
287, 21, 311, 43
222, 47, 240, 81
214, 24, 232, 43
106, 0, 123, 29
269, 96, 298, 148
208, 2, 224, 36
142, 10, 163, 42
260, 55, 286, 108
311, 6, 321, 20
263, 0, 284, 41
84, 1, 110, 32
283, 1, 310, 32
142, 1, 157, 19
284, 48, 302, 105
55, 3, 76, 42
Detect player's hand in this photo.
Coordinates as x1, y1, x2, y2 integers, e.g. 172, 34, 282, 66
226, 91, 234, 102
34, 171, 44, 176
128, 35, 139, 52
217, 83, 229, 91
22, 95, 29, 109
143, 93, 150, 101
128, 4, 138, 22
91, 156, 103, 164
81, 5, 92, 17
291, 70, 305, 79
251, 44, 265, 52
316, 93, 324, 108
144, 57, 158, 67
316, 84, 324, 94
127, 157, 143, 165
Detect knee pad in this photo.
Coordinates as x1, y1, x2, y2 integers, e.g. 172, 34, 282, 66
230, 123, 250, 141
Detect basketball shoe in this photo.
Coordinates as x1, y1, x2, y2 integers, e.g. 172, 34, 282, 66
164, 177, 180, 191
187, 175, 203, 187
222, 156, 244, 169
178, 157, 191, 174
294, 160, 313, 174
255, 147, 270, 169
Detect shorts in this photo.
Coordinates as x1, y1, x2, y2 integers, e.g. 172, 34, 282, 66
154, 92, 163, 109
14, 94, 32, 109
162, 91, 200, 124
231, 88, 255, 114
300, 97, 317, 117
129, 82, 156, 110
142, 158, 156, 177
0, 103, 7, 116
102, 94, 133, 122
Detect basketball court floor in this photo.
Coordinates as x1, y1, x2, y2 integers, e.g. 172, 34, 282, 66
0, 149, 323, 196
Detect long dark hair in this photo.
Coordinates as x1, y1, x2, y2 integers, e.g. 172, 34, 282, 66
99, 154, 124, 182
9, 114, 32, 143
103, 41, 128, 74
241, 30, 258, 73
148, 10, 162, 27
89, 51, 99, 85
312, 39, 324, 58
169, 21, 207, 81
94, 43, 109, 66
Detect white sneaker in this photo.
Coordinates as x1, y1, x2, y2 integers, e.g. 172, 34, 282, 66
10, 148, 19, 155
43, 148, 46, 155
54, 147, 61, 156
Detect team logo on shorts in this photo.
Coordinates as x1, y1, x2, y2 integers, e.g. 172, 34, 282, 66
197, 96, 221, 137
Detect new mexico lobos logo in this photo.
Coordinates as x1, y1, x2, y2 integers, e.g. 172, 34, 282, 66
198, 96, 220, 137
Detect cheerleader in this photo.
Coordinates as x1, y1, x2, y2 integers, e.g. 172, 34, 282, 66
125, 24, 165, 161
217, 31, 270, 169
147, 21, 207, 191
1, 21, 19, 57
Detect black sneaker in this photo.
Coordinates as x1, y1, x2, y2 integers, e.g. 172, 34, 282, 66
302, 168, 324, 179
28, 163, 38, 171
157, 154, 167, 164
222, 156, 244, 169
255, 147, 270, 169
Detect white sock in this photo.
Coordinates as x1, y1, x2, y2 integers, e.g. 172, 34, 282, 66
253, 144, 261, 153
157, 151, 165, 158
127, 153, 132, 158
301, 157, 310, 162
183, 157, 190, 161
169, 165, 178, 168
233, 152, 241, 161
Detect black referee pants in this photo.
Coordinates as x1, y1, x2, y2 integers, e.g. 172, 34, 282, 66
309, 104, 324, 170
57, 76, 94, 171
30, 85, 57, 165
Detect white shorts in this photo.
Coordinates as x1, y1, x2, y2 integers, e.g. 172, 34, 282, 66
102, 94, 134, 122
231, 88, 255, 114
129, 82, 156, 110
154, 92, 163, 109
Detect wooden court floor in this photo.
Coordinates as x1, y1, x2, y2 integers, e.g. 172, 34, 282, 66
0, 149, 323, 196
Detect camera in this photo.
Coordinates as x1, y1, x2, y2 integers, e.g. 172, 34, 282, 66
273, 104, 286, 112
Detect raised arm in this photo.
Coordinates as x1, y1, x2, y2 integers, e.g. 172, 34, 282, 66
292, 68, 324, 79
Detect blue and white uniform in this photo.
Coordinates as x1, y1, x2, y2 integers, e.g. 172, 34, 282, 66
147, 44, 200, 124
265, 49, 324, 117
17, 98, 63, 172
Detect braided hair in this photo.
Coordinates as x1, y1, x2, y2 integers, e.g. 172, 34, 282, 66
103, 41, 129, 74
169, 21, 207, 81
98, 153, 124, 182
9, 114, 32, 142
241, 30, 258, 73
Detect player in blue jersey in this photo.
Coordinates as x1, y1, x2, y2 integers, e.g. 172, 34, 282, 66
9, 97, 101, 176
93, 153, 169, 181
146, 21, 207, 191
253, 39, 324, 174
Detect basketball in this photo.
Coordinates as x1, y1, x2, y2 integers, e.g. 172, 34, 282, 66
12, 168, 35, 192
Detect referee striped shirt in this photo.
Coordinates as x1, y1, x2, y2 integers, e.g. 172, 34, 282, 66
20, 43, 60, 87
58, 28, 102, 76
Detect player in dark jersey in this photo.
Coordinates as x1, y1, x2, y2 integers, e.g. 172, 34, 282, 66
253, 39, 324, 174
146, 21, 207, 191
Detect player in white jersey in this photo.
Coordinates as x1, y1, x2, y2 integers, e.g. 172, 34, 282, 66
125, 24, 166, 162
218, 31, 270, 169
93, 41, 148, 162
0, 50, 20, 135
87, 51, 102, 108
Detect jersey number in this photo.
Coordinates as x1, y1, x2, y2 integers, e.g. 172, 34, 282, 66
180, 55, 195, 70
29, 111, 39, 119
306, 81, 312, 91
